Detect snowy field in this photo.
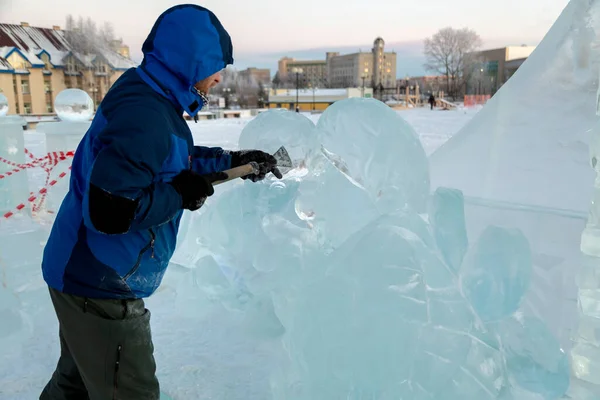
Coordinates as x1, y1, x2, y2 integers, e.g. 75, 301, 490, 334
0, 106, 479, 400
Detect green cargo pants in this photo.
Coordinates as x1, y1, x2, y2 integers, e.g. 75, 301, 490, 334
40, 287, 160, 400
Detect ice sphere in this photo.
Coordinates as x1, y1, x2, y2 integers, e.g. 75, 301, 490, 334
238, 109, 319, 170
54, 88, 94, 122
497, 316, 570, 398
429, 187, 468, 272
0, 113, 28, 216
459, 225, 532, 322
316, 97, 429, 213
0, 93, 8, 116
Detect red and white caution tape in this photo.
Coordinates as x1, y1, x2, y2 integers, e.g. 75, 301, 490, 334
0, 151, 74, 179
3, 166, 72, 219
1, 148, 75, 220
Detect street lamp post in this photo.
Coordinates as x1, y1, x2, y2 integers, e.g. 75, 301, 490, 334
361, 68, 368, 97
292, 67, 303, 112
222, 87, 231, 109
479, 68, 483, 95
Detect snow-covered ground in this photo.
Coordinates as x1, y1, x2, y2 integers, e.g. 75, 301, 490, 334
188, 106, 480, 155
0, 106, 478, 400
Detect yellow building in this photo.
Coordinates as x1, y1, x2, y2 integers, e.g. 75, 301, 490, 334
268, 87, 373, 112
0, 22, 137, 116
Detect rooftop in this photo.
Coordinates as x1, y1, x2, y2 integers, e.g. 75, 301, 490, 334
0, 22, 137, 71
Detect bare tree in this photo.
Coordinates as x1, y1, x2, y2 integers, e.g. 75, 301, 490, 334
423, 27, 482, 99
98, 22, 116, 46
64, 14, 117, 55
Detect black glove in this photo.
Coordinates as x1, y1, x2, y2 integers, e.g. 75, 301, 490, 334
169, 170, 227, 211
230, 150, 283, 182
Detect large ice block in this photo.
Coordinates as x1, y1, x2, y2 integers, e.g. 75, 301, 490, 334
0, 112, 28, 216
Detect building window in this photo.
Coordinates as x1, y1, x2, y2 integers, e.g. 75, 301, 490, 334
44, 81, 52, 93
23, 103, 32, 114
67, 58, 76, 74
21, 80, 30, 94
46, 102, 53, 113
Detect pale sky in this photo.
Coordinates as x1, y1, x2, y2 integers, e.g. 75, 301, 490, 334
0, 0, 570, 76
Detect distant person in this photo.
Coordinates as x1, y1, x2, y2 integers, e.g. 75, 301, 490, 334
428, 94, 436, 110
40, 5, 281, 400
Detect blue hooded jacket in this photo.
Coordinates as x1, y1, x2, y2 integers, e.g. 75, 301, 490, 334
41, 5, 234, 299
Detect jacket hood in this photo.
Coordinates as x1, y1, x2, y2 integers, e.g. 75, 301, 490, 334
140, 4, 233, 116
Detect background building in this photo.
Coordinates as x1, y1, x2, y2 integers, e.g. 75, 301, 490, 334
238, 67, 271, 86
277, 37, 396, 91
268, 87, 373, 112
277, 57, 328, 88
328, 37, 396, 89
468, 45, 536, 94
0, 22, 137, 115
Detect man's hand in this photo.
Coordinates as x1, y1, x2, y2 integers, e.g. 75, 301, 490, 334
230, 149, 283, 182
169, 170, 227, 211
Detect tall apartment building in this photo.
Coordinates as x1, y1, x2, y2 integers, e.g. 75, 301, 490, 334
278, 37, 396, 89
0, 22, 137, 115
278, 57, 328, 88
238, 67, 271, 86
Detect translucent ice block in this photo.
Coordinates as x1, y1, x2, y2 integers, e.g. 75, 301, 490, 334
36, 120, 90, 211
0, 115, 28, 216
429, 187, 469, 272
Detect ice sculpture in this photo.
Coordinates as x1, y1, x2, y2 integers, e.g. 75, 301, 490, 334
36, 89, 92, 212
168, 96, 575, 398
0, 95, 28, 216
428, 0, 600, 397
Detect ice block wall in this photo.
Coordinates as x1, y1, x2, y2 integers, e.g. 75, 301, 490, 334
0, 112, 28, 217
36, 121, 89, 211
569, 79, 600, 397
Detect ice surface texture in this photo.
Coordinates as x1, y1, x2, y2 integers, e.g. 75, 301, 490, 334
170, 103, 570, 399
238, 108, 321, 169
317, 98, 430, 213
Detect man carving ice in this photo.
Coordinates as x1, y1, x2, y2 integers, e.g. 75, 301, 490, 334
40, 4, 281, 399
